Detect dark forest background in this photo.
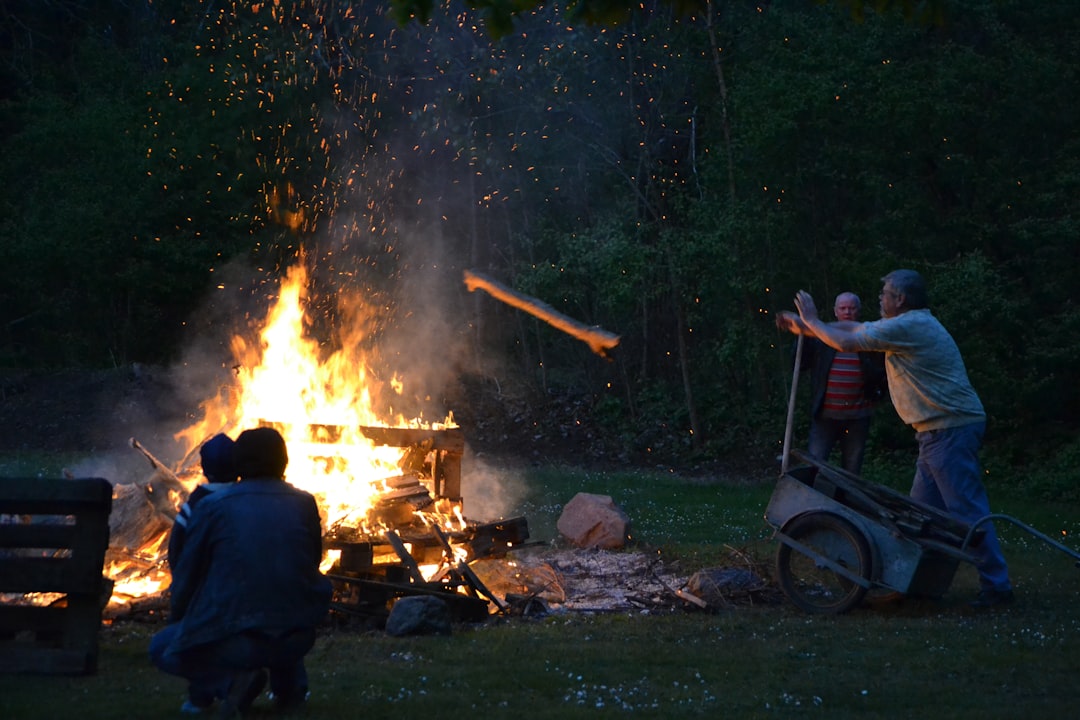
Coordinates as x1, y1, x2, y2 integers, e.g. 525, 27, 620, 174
1, 0, 1077, 495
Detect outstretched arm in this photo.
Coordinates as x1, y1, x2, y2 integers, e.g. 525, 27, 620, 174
775, 311, 810, 335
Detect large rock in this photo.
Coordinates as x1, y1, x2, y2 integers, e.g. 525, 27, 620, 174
556, 492, 631, 549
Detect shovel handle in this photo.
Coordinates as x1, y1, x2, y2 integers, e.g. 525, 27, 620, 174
781, 334, 804, 475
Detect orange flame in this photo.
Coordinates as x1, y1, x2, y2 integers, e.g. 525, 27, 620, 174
105, 259, 462, 607
178, 259, 455, 533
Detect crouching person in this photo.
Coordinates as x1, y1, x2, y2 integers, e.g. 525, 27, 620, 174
150, 427, 331, 717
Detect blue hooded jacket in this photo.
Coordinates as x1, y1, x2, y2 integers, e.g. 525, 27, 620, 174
165, 477, 331, 654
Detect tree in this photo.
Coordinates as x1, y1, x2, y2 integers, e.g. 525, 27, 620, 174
385, 0, 950, 38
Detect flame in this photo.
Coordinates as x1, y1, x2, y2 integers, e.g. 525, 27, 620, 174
177, 259, 455, 534
110, 569, 172, 605
105, 258, 462, 607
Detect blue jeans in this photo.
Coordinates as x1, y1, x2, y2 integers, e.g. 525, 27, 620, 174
807, 415, 871, 475
911, 422, 1011, 592
149, 625, 315, 706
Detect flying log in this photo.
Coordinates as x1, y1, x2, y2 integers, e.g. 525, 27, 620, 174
463, 269, 620, 359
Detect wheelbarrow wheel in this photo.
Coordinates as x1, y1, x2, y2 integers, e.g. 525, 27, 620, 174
776, 511, 873, 614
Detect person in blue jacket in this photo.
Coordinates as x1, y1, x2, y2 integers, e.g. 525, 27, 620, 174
149, 427, 331, 716
167, 433, 237, 572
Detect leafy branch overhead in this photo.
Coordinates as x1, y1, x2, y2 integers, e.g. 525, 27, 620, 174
387, 0, 947, 37
0, 0, 1076, 485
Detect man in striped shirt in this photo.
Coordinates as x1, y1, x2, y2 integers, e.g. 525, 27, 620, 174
798, 292, 887, 475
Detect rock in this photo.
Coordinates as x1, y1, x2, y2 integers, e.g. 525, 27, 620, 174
556, 492, 631, 549
385, 595, 452, 636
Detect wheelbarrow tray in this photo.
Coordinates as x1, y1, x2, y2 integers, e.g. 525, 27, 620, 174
766, 454, 983, 597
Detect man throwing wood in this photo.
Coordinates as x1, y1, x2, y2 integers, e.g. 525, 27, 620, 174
776, 269, 1013, 609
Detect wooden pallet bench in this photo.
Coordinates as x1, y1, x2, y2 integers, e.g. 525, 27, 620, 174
0, 477, 113, 674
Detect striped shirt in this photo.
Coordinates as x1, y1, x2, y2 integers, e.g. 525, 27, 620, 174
821, 352, 871, 418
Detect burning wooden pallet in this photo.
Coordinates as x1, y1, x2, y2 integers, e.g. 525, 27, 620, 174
112, 425, 534, 623
301, 424, 533, 621
325, 516, 532, 623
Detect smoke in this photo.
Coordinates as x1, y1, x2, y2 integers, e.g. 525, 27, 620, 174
111, 1, 593, 498
459, 448, 529, 523
63, 452, 156, 489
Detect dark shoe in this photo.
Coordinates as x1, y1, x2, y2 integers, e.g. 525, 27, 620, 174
272, 689, 310, 710
184, 683, 218, 713
219, 669, 267, 719
969, 588, 1014, 609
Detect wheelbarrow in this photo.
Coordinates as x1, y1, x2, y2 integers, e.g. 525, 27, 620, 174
767, 336, 1080, 614
765, 449, 1080, 614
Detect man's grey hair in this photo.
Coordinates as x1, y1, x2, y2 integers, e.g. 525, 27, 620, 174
882, 269, 928, 309
834, 292, 861, 309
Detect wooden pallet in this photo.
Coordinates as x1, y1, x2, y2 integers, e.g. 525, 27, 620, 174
0, 477, 113, 675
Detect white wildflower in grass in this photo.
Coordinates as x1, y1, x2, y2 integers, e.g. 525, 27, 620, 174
387, 687, 413, 702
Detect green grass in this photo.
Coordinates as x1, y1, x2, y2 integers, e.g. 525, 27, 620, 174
0, 451, 89, 479
516, 464, 777, 562
2, 463, 1079, 719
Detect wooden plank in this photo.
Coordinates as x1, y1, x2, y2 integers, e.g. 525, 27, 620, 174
0, 477, 112, 510
0, 557, 103, 593
431, 526, 507, 612
464, 269, 620, 358
0, 523, 78, 549
357, 426, 465, 453
434, 450, 461, 500
0, 525, 110, 594
382, 530, 427, 585
791, 451, 977, 546
0, 605, 69, 634
0, 477, 112, 675
60, 594, 105, 658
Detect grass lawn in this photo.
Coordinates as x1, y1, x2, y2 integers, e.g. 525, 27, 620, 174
2, 462, 1079, 719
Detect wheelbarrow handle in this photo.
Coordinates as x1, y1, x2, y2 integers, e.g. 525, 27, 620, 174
964, 513, 1080, 567
781, 334, 804, 475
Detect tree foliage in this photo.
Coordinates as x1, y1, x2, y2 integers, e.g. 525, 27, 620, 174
385, 0, 951, 38
1, 0, 1077, 481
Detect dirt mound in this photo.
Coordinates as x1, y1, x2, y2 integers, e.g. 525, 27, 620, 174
0, 366, 189, 455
